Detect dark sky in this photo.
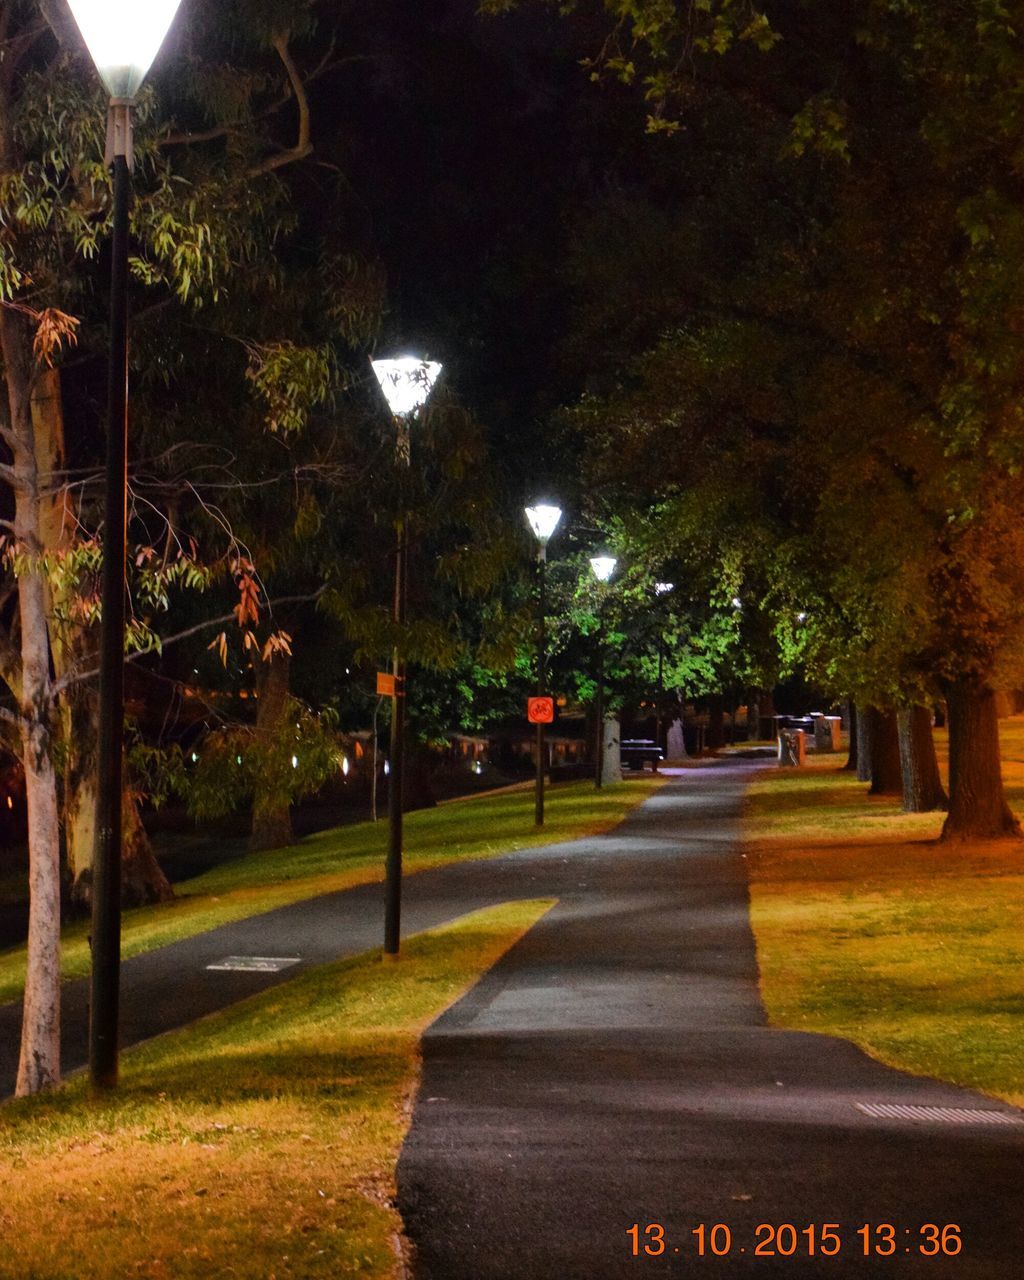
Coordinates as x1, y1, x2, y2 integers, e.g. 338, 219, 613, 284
306, 0, 647, 503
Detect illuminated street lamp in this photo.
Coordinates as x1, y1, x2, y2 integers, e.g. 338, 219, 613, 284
67, 0, 184, 1092
371, 357, 443, 956
525, 504, 562, 825
589, 555, 617, 788
653, 583, 674, 758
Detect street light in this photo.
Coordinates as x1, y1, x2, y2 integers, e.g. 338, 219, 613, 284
67, 0, 184, 1092
589, 555, 616, 788
653, 583, 674, 757
371, 356, 443, 957
525, 504, 562, 825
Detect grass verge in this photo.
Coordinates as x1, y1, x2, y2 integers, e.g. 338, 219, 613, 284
0, 898, 554, 1279
0, 776, 658, 1005
746, 719, 1024, 1108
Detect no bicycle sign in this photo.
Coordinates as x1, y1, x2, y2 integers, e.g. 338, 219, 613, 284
527, 696, 555, 724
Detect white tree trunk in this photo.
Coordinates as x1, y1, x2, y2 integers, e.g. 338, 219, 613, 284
3, 308, 63, 1095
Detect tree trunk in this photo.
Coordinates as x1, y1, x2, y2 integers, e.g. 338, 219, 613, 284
898, 705, 947, 813
707, 694, 725, 750
868, 706, 902, 796
745, 687, 760, 741
942, 678, 1021, 840
844, 702, 858, 772
64, 691, 173, 910
855, 701, 873, 783
2, 307, 63, 1095
250, 649, 294, 851
122, 796, 173, 906
31, 370, 173, 910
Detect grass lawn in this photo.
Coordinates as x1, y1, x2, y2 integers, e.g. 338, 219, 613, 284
0, 899, 554, 1279
0, 776, 658, 1005
746, 717, 1024, 1108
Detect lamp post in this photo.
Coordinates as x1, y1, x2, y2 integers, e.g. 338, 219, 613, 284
589, 555, 617, 789
67, 0, 184, 1092
371, 357, 443, 956
653, 582, 674, 761
524, 504, 562, 825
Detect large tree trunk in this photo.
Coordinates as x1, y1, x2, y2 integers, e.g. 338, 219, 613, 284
250, 649, 294, 851
844, 702, 858, 772
855, 701, 873, 783
706, 694, 725, 750
868, 706, 902, 796
2, 308, 63, 1095
942, 678, 1021, 840
898, 705, 947, 813
63, 693, 172, 910
33, 368, 172, 910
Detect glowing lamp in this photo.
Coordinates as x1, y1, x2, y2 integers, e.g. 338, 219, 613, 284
525, 504, 562, 546
372, 357, 443, 418
66, 0, 184, 99
590, 555, 617, 584
655, 582, 674, 595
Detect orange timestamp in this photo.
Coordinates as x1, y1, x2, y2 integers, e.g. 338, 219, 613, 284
627, 1221, 963, 1259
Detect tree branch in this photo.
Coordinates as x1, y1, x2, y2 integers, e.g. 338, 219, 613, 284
247, 34, 313, 178
51, 587, 329, 696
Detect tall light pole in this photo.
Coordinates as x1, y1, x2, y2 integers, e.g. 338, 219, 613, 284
590, 555, 617, 789
525, 504, 562, 825
371, 357, 443, 957
67, 0, 184, 1092
653, 582, 674, 761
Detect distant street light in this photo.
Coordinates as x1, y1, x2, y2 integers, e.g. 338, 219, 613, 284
371, 357, 443, 957
653, 582, 674, 759
525, 504, 562, 825
589, 555, 617, 788
67, 0, 185, 1093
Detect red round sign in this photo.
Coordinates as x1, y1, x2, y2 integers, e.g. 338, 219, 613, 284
527, 696, 555, 725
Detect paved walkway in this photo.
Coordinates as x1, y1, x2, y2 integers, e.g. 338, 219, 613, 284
397, 763, 1024, 1278
2, 763, 1023, 1279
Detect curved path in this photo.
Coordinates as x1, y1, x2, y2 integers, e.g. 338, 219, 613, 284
397, 762, 1024, 1278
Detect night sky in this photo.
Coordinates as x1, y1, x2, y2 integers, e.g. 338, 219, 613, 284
300, 0, 650, 503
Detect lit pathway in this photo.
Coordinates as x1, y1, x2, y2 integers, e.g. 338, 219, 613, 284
397, 762, 1024, 1279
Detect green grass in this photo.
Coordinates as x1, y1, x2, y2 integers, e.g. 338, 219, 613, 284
0, 898, 554, 1279
0, 776, 658, 1005
746, 719, 1024, 1108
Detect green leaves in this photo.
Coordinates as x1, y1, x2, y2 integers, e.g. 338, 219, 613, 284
243, 341, 334, 434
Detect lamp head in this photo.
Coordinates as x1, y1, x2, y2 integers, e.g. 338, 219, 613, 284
371, 357, 443, 418
590, 555, 617, 584
67, 0, 184, 99
524, 504, 562, 546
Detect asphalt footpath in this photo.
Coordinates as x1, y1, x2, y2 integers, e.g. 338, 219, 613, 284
397, 762, 1024, 1279
2, 763, 1023, 1280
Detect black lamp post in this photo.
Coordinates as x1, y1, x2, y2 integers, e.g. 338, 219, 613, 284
67, 0, 184, 1092
371, 357, 443, 957
589, 555, 616, 789
524, 504, 562, 825
653, 582, 674, 762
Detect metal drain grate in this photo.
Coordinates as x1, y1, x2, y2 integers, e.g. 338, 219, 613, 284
855, 1102, 1024, 1127
207, 956, 301, 973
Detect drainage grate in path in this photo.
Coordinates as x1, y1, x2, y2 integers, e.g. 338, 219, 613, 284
855, 1102, 1024, 1127
206, 956, 301, 973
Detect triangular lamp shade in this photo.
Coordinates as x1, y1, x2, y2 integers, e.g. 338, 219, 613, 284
525, 504, 562, 544
66, 0, 184, 99
372, 358, 443, 418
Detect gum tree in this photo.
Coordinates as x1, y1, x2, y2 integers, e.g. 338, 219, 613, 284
1, 0, 369, 1094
